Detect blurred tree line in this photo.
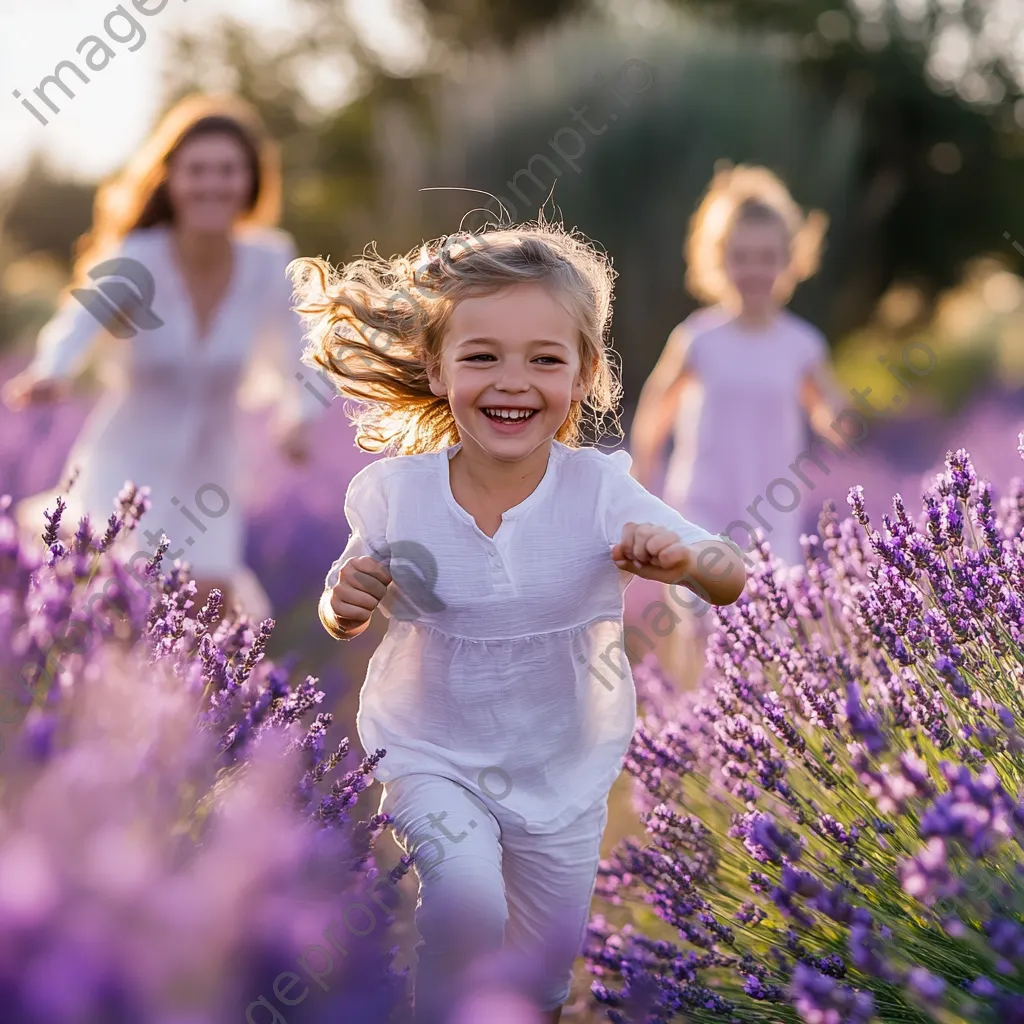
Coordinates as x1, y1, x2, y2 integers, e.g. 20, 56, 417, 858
1, 0, 1021, 406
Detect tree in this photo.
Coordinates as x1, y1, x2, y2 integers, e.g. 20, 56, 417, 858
412, 0, 589, 49
408, 0, 1024, 327
1, 155, 95, 268
665, 0, 1024, 323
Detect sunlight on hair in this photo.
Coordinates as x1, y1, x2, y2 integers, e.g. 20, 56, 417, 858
289, 219, 624, 455
684, 163, 829, 307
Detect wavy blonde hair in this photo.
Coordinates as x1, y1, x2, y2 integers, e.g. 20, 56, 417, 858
684, 163, 828, 307
289, 221, 623, 455
71, 93, 281, 289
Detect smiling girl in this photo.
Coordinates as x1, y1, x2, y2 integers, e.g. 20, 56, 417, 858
630, 164, 839, 569
290, 223, 746, 1023
628, 166, 841, 682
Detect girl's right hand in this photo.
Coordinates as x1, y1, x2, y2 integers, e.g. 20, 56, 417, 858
326, 555, 393, 632
1, 372, 69, 411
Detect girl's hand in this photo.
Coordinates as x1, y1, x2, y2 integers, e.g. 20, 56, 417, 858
2, 371, 69, 411
611, 522, 695, 584
324, 556, 393, 635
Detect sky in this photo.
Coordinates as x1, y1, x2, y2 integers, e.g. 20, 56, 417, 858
0, 0, 424, 183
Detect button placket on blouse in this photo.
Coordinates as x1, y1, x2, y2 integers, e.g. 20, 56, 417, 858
488, 528, 516, 595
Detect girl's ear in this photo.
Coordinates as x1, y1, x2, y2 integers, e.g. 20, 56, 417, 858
570, 354, 599, 402
426, 354, 448, 397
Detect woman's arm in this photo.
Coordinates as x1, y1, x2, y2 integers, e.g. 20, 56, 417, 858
2, 296, 105, 410
1, 235, 146, 410
629, 323, 696, 488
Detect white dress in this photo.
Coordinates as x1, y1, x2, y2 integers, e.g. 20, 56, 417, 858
20, 224, 324, 617
325, 441, 716, 833
662, 308, 829, 567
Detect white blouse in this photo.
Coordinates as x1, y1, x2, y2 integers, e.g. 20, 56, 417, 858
23, 224, 323, 612
325, 440, 716, 833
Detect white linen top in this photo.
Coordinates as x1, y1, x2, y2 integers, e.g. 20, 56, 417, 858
23, 224, 323, 592
325, 440, 716, 833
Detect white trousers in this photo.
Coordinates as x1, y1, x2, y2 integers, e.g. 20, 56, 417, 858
380, 773, 609, 1022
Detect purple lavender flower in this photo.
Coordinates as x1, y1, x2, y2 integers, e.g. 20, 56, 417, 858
845, 683, 887, 754
935, 655, 971, 698
899, 837, 961, 905
948, 448, 978, 500
588, 431, 1024, 1022
848, 486, 870, 528
731, 811, 804, 864
0, 487, 404, 1022
791, 963, 874, 1024
848, 922, 895, 981
906, 965, 946, 1002
781, 865, 824, 898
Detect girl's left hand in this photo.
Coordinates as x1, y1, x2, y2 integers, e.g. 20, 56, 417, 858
611, 522, 695, 584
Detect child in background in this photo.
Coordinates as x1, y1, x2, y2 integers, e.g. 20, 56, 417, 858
290, 223, 746, 1023
629, 165, 841, 680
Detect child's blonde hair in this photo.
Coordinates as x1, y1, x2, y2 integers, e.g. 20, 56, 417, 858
684, 163, 829, 307
289, 221, 623, 455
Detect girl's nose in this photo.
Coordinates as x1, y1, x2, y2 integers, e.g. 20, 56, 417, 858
496, 366, 530, 392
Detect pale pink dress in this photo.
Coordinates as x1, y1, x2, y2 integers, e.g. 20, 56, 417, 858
662, 307, 829, 568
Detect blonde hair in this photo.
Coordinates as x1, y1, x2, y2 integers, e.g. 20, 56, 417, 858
684, 163, 828, 307
72, 93, 282, 289
289, 221, 623, 455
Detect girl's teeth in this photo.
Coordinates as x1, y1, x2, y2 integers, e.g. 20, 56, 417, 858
485, 409, 534, 421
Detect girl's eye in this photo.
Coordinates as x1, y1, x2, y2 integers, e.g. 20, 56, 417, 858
461, 354, 563, 364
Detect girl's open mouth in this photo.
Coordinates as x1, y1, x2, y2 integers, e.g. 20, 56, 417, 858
481, 407, 538, 432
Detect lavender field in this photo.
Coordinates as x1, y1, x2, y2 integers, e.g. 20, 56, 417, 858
2, 346, 1023, 1021
593, 441, 1024, 1023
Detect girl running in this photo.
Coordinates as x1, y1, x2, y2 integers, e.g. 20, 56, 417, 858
629, 165, 840, 676
290, 222, 746, 1023
631, 164, 840, 567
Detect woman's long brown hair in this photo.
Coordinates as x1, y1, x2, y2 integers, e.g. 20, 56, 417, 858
70, 93, 282, 289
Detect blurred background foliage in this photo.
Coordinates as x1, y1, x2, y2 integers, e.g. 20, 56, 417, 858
2, 0, 1023, 413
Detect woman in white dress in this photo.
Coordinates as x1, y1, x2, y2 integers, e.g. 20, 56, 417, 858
2, 93, 325, 619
